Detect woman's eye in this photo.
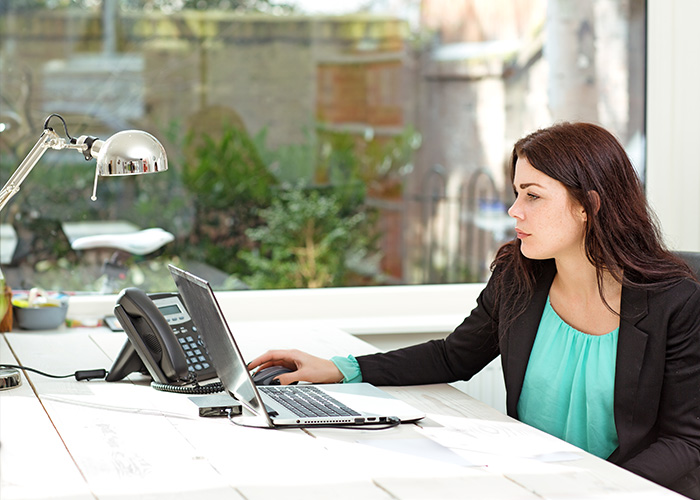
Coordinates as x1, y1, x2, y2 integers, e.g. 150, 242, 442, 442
513, 189, 539, 200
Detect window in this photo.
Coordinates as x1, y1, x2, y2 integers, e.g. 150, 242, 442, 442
0, 0, 645, 293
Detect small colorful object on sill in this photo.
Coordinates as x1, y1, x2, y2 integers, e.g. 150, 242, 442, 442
12, 288, 69, 330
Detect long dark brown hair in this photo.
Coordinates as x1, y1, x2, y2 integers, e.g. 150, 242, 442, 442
492, 122, 696, 322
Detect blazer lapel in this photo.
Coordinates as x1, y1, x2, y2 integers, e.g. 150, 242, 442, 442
610, 285, 649, 458
504, 262, 555, 417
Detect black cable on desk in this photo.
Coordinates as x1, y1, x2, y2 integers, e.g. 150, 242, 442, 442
0, 364, 107, 381
0, 363, 222, 393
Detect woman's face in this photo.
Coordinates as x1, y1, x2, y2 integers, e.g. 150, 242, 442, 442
508, 157, 587, 261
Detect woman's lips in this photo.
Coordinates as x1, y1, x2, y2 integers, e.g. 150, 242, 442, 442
515, 228, 530, 239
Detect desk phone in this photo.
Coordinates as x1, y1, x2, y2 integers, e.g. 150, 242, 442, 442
106, 288, 219, 390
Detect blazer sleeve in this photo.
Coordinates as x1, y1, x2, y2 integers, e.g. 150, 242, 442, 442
617, 281, 700, 489
356, 273, 502, 386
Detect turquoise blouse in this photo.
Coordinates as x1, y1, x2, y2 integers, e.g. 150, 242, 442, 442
331, 296, 620, 459
517, 297, 619, 458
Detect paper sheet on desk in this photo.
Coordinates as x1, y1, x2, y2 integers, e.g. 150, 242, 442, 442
359, 437, 478, 467
417, 415, 582, 465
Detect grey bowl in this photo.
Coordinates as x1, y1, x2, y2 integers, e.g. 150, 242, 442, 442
14, 303, 68, 330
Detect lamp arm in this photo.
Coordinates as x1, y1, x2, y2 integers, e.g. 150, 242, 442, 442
0, 128, 84, 213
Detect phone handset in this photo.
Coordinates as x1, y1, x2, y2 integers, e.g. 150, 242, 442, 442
112, 287, 189, 384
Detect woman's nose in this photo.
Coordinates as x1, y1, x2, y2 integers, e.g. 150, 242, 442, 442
508, 199, 521, 219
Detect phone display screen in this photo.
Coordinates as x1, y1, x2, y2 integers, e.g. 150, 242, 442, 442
158, 304, 181, 316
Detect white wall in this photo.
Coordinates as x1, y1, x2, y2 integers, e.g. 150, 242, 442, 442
646, 0, 700, 251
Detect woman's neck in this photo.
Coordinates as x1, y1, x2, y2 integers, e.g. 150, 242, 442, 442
551, 253, 623, 331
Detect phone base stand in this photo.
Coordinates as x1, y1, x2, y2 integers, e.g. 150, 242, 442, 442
106, 341, 148, 382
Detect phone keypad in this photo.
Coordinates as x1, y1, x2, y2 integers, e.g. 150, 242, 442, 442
174, 326, 213, 375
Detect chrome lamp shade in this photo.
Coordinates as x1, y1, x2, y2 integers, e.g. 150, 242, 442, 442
96, 130, 168, 176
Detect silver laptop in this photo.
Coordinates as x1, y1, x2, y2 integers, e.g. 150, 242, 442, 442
168, 264, 425, 428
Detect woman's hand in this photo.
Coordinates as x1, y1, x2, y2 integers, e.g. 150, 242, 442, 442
247, 349, 344, 385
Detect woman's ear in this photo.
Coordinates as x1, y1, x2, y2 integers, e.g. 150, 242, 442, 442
587, 190, 601, 215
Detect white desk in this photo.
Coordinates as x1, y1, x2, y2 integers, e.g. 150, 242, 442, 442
0, 323, 686, 500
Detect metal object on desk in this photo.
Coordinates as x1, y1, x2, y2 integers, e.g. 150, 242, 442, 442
0, 368, 21, 390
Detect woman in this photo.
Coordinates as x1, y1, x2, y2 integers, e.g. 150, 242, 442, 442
248, 122, 700, 498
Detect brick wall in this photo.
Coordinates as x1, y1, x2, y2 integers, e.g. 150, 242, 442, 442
317, 60, 403, 127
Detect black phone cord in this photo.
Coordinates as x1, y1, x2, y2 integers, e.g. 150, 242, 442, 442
0, 364, 107, 381
150, 380, 224, 394
0, 363, 224, 393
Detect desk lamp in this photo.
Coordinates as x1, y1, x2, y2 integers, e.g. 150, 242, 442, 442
0, 113, 168, 211
0, 114, 168, 390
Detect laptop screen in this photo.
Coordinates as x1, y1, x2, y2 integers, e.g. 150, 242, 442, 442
169, 265, 271, 426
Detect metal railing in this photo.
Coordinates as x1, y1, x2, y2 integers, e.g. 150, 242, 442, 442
410, 165, 513, 283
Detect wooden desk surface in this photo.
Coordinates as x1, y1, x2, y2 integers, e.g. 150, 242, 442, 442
0, 324, 685, 500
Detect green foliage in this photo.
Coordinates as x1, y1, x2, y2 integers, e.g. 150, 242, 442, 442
233, 127, 383, 289
180, 123, 278, 276
253, 125, 421, 198
184, 125, 275, 208
316, 126, 420, 197
240, 184, 372, 289
252, 128, 317, 185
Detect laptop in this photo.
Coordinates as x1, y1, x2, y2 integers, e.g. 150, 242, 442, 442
168, 264, 425, 428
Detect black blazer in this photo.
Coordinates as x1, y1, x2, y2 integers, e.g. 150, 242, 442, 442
357, 260, 700, 497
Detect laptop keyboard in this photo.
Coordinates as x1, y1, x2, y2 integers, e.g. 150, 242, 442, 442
259, 386, 361, 418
